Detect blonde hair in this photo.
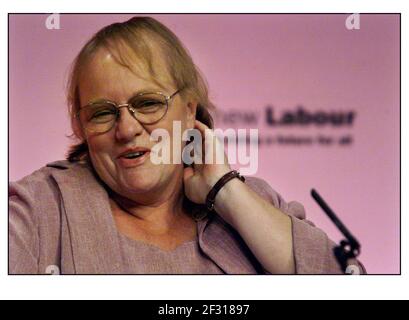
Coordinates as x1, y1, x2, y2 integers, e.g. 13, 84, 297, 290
66, 16, 215, 162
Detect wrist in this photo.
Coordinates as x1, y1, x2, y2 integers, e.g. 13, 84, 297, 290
213, 177, 248, 227
205, 170, 245, 211
206, 169, 230, 189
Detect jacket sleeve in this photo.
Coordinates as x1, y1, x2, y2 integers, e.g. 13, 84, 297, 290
245, 176, 366, 274
9, 179, 40, 274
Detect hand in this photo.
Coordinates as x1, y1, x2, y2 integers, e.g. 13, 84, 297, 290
183, 120, 232, 204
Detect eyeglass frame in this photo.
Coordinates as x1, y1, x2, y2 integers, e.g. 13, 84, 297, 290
75, 88, 183, 134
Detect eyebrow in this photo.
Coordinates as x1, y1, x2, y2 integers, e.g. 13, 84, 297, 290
86, 87, 166, 106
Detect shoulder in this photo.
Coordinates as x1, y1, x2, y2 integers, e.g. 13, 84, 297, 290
244, 176, 306, 220
10, 159, 83, 185
9, 160, 87, 207
9, 160, 87, 274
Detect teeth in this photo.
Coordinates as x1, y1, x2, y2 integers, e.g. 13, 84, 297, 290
123, 151, 145, 159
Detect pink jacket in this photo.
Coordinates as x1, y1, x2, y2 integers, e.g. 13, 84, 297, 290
9, 160, 363, 274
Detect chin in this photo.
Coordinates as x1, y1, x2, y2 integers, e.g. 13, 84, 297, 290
117, 169, 161, 193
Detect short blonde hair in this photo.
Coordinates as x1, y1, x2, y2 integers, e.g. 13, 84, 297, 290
66, 16, 215, 162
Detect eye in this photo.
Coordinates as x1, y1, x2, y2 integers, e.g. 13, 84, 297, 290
134, 99, 165, 113
88, 105, 117, 122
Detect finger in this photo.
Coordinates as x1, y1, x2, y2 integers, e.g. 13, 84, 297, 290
183, 166, 195, 182
195, 120, 227, 165
194, 119, 216, 148
194, 119, 210, 135
191, 120, 208, 163
194, 120, 225, 164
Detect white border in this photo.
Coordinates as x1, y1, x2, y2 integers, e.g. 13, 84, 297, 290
1, 0, 407, 300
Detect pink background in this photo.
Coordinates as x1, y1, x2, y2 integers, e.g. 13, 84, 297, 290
9, 14, 400, 274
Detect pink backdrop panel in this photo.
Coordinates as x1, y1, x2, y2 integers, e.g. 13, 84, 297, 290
9, 14, 400, 274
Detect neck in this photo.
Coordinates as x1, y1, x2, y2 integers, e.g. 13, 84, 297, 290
108, 168, 189, 232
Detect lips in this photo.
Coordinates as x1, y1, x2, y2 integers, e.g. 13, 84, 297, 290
116, 147, 151, 168
117, 147, 151, 159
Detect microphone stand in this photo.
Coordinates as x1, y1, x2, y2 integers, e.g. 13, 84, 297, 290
311, 189, 361, 274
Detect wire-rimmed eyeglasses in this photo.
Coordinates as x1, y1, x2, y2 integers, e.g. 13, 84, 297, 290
76, 89, 182, 134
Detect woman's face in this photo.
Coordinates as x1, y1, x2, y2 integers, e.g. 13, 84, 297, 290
78, 47, 196, 202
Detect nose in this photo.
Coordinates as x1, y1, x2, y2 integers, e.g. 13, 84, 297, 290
114, 105, 144, 142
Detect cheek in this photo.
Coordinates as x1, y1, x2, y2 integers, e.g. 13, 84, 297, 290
86, 134, 115, 164
155, 108, 192, 163
161, 118, 188, 155
170, 109, 191, 136
87, 132, 111, 151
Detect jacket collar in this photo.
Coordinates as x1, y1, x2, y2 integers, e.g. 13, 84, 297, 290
47, 160, 260, 274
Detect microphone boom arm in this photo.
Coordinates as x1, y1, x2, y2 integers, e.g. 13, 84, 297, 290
311, 189, 361, 273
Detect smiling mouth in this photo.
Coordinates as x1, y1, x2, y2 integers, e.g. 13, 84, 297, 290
121, 151, 148, 159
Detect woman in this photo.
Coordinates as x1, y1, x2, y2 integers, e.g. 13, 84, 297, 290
9, 16, 364, 274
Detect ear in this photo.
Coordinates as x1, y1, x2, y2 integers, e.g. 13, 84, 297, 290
186, 101, 198, 129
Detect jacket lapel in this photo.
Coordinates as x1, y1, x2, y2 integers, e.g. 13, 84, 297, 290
197, 214, 262, 274
50, 163, 123, 274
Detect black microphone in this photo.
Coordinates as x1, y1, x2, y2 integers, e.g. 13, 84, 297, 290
311, 188, 361, 273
